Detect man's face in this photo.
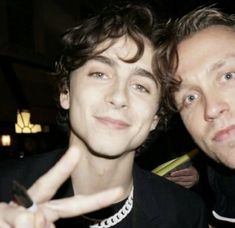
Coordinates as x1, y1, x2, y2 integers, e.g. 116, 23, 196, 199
174, 26, 235, 168
60, 36, 160, 158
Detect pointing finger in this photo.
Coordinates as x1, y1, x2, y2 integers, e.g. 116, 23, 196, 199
41, 187, 123, 222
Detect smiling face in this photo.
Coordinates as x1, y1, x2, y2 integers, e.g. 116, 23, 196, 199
174, 26, 235, 168
60, 36, 160, 158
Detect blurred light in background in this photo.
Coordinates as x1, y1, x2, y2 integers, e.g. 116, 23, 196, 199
15, 110, 42, 133
0, 135, 11, 146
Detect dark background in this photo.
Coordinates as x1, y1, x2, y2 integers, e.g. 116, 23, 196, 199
0, 0, 234, 165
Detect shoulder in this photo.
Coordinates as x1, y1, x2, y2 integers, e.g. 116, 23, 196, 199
137, 166, 204, 204
0, 149, 65, 202
207, 162, 235, 217
134, 165, 208, 227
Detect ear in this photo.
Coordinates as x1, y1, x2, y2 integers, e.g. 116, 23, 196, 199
60, 90, 70, 110
150, 115, 159, 131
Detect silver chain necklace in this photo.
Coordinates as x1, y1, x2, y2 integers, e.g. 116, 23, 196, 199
89, 186, 134, 228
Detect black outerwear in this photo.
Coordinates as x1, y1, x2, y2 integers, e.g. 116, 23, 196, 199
204, 161, 235, 227
207, 161, 235, 218
0, 149, 208, 227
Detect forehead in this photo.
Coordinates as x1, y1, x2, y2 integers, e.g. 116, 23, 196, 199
177, 26, 235, 76
95, 36, 154, 62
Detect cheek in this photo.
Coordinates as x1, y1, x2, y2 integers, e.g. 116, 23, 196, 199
135, 96, 158, 115
181, 112, 200, 137
69, 94, 88, 121
136, 104, 156, 120
134, 109, 157, 133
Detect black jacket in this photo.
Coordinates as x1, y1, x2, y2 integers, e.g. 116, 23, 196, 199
207, 161, 235, 217
0, 149, 208, 227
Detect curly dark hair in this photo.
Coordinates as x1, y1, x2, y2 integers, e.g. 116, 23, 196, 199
154, 6, 235, 122
54, 3, 165, 132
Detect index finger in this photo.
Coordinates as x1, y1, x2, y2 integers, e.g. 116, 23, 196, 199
170, 168, 193, 176
28, 146, 80, 203
41, 187, 124, 222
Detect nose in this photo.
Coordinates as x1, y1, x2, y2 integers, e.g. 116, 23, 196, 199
204, 95, 229, 121
105, 81, 128, 109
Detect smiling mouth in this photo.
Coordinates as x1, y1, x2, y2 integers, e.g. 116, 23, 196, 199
213, 125, 235, 142
95, 116, 130, 129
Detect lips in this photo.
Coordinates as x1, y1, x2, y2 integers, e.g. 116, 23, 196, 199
213, 125, 235, 142
95, 116, 130, 129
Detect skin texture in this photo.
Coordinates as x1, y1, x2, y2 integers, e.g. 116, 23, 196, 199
60, 36, 159, 158
174, 25, 235, 169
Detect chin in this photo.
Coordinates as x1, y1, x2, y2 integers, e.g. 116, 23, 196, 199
87, 143, 127, 159
215, 148, 235, 169
212, 152, 235, 169
221, 158, 235, 170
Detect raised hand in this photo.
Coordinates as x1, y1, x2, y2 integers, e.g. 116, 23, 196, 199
0, 147, 123, 228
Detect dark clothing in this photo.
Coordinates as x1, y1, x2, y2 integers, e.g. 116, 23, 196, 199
207, 161, 235, 227
0, 149, 208, 227
208, 162, 235, 217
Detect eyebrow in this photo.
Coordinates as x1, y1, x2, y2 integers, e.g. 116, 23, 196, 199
132, 67, 157, 84
91, 55, 158, 86
209, 60, 226, 73
209, 54, 235, 72
91, 55, 116, 67
178, 54, 235, 90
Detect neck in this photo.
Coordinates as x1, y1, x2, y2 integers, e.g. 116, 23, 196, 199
69, 136, 135, 202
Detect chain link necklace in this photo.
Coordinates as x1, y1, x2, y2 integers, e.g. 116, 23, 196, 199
85, 186, 134, 228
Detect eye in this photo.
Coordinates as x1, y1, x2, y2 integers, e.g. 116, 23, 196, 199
88, 72, 109, 79
223, 72, 235, 81
133, 84, 150, 93
183, 94, 198, 106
